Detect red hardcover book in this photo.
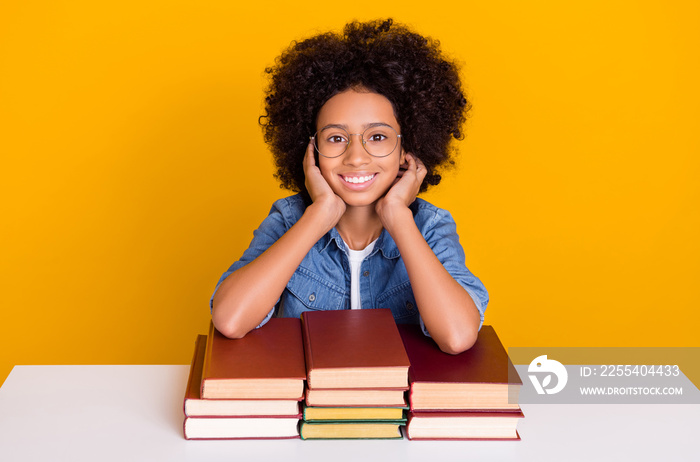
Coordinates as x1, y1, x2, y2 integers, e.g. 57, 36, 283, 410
398, 324, 522, 411
301, 309, 410, 389
406, 410, 523, 440
184, 335, 301, 417
200, 319, 306, 399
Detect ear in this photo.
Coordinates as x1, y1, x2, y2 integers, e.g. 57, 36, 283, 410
399, 148, 407, 165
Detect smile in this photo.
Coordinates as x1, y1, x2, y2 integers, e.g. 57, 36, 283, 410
341, 174, 376, 184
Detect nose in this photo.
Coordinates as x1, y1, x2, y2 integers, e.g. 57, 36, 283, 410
343, 133, 371, 167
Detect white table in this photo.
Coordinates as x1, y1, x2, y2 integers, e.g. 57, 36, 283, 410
0, 365, 696, 461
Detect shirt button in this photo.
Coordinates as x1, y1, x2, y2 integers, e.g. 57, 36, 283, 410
363, 271, 370, 277
406, 301, 414, 311
309, 294, 316, 302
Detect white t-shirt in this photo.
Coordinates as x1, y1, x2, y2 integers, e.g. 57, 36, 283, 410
345, 239, 377, 310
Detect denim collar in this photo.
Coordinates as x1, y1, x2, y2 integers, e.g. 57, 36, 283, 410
319, 227, 400, 259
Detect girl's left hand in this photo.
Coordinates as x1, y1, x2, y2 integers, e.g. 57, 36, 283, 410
375, 153, 427, 226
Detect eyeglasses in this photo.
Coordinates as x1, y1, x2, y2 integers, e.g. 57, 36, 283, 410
311, 125, 402, 158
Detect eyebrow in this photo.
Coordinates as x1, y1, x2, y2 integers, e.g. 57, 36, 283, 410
319, 122, 395, 131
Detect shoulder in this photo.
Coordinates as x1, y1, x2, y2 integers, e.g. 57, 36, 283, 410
410, 198, 456, 229
269, 193, 307, 225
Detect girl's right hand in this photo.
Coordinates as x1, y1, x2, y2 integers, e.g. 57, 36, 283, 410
303, 139, 346, 231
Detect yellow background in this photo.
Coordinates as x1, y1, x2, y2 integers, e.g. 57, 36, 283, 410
1, 1, 698, 386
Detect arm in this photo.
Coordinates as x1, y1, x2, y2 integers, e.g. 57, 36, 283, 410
376, 154, 482, 354
212, 142, 345, 338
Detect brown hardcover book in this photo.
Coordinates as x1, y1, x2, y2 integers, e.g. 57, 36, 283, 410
398, 324, 522, 411
301, 309, 410, 389
200, 319, 306, 399
305, 387, 407, 408
184, 335, 301, 417
406, 410, 523, 440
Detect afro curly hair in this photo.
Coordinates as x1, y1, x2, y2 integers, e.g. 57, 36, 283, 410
260, 18, 470, 196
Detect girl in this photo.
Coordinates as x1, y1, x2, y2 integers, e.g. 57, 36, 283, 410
211, 19, 488, 354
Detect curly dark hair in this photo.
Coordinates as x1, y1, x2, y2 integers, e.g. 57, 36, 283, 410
260, 18, 470, 195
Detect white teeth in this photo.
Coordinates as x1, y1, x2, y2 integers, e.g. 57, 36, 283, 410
343, 174, 375, 184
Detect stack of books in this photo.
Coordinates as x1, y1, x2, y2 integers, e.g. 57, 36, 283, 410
398, 324, 524, 440
299, 309, 410, 439
182, 319, 306, 440
182, 310, 523, 441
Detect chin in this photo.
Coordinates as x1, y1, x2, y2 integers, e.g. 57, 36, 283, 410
337, 194, 380, 208
334, 186, 393, 209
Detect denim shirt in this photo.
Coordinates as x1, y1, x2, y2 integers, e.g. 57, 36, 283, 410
210, 194, 488, 333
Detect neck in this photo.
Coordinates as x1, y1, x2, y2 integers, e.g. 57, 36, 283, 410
336, 205, 383, 251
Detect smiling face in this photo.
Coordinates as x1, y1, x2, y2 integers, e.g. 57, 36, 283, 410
315, 88, 405, 208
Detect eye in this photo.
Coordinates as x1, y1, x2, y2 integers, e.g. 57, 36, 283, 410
367, 133, 386, 141
326, 134, 347, 144
366, 133, 388, 143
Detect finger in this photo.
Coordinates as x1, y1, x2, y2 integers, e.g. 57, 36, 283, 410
414, 157, 428, 182
403, 153, 418, 176
303, 139, 318, 190
304, 138, 317, 171
412, 155, 424, 167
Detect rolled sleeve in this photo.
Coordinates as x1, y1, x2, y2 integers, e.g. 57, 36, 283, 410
419, 205, 489, 331
209, 197, 299, 327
